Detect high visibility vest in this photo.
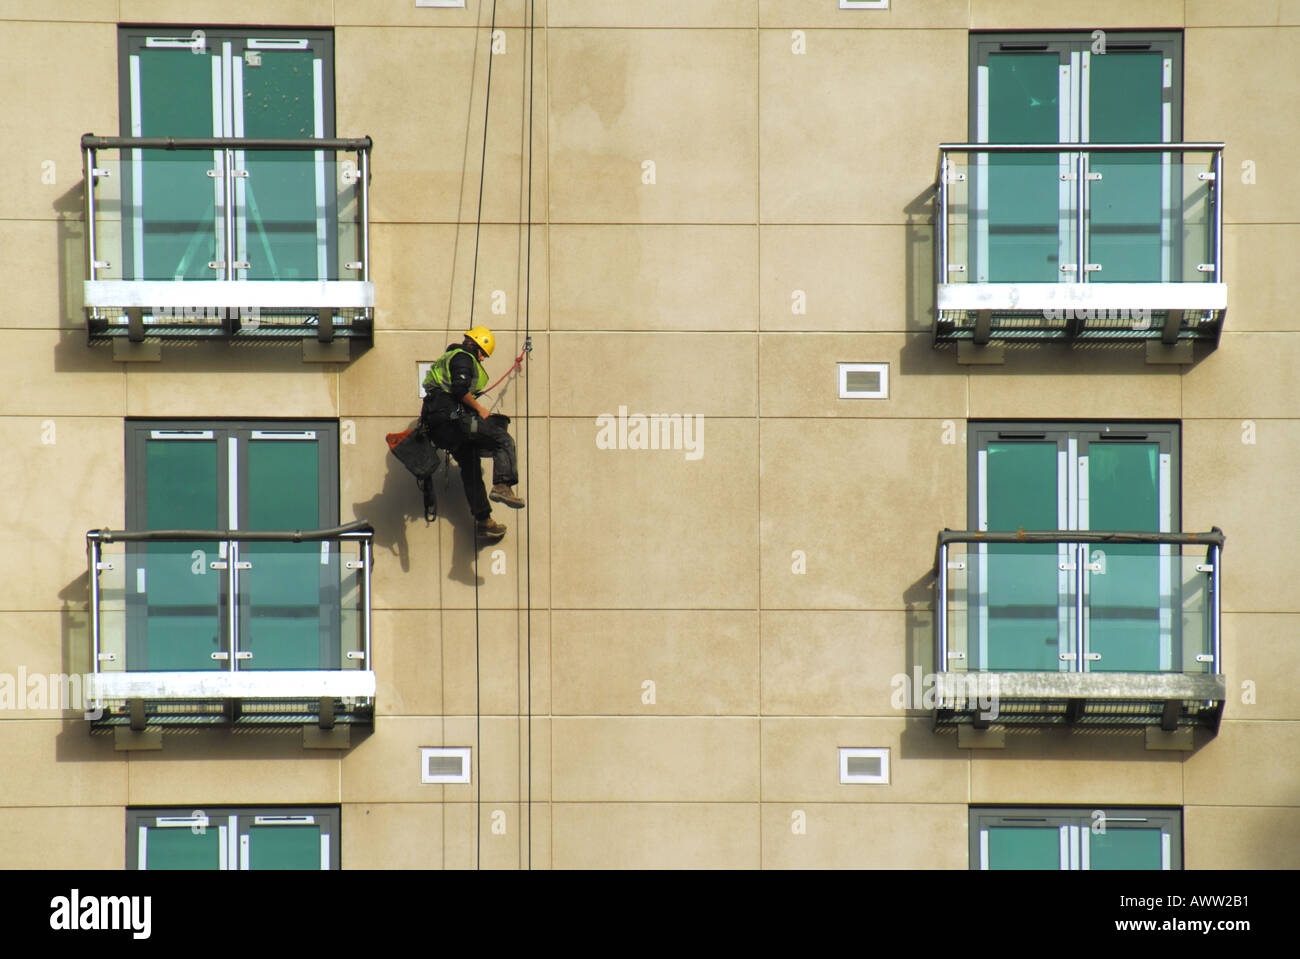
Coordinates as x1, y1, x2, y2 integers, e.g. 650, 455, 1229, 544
425, 346, 488, 396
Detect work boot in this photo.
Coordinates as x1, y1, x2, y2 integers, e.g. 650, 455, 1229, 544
490, 483, 526, 509
476, 517, 507, 539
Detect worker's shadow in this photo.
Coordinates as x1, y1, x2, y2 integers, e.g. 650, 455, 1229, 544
350, 438, 488, 587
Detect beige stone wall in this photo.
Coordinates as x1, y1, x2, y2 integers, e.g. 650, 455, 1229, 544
1, 1, 1297, 870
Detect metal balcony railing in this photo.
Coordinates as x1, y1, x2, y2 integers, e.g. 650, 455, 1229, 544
934, 143, 1226, 346
933, 529, 1225, 730
85, 522, 374, 727
81, 134, 373, 343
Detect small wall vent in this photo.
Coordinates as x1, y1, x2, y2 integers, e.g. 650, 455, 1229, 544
839, 747, 890, 784
838, 362, 889, 399
420, 747, 471, 784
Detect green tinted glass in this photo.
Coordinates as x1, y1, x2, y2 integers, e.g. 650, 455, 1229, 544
249, 825, 321, 869
982, 442, 1062, 670
140, 439, 221, 671
1091, 827, 1164, 870
987, 826, 1060, 870
1089, 52, 1166, 282
985, 54, 1062, 282
1087, 442, 1163, 671
243, 439, 327, 669
145, 827, 220, 870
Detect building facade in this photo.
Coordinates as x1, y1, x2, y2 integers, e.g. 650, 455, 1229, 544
1, 0, 1296, 869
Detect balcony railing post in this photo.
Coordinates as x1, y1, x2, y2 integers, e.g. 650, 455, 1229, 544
223, 149, 236, 282
83, 145, 98, 284
1076, 150, 1087, 285
1211, 543, 1222, 673
88, 535, 102, 677
938, 152, 949, 287
359, 147, 371, 284
227, 538, 238, 673
937, 541, 948, 674
361, 535, 372, 674
1213, 148, 1224, 284
1075, 541, 1086, 671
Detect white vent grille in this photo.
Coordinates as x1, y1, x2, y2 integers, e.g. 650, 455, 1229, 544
420, 747, 471, 784
839, 747, 889, 784
838, 362, 889, 399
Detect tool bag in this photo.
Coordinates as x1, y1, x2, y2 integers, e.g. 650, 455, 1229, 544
386, 427, 441, 521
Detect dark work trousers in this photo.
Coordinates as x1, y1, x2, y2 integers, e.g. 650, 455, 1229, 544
421, 392, 519, 520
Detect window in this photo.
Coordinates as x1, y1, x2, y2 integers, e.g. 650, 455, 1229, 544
128, 807, 339, 870
124, 421, 339, 671
967, 422, 1179, 672
969, 32, 1183, 284
970, 807, 1180, 870
117, 28, 336, 282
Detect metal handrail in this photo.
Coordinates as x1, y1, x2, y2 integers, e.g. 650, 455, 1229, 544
939, 141, 1225, 153
934, 528, 1224, 678
87, 523, 374, 682
82, 134, 373, 151
88, 521, 373, 544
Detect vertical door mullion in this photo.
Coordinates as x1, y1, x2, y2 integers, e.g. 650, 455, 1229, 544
976, 447, 989, 670
211, 53, 225, 275
233, 45, 248, 281
1077, 442, 1089, 671
228, 434, 240, 671
128, 54, 145, 280
974, 63, 989, 282
1159, 449, 1173, 669
1064, 49, 1079, 283
1058, 440, 1073, 671
313, 53, 329, 280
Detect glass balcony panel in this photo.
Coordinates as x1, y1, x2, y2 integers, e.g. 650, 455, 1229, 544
942, 152, 969, 286
944, 543, 969, 673
128, 539, 225, 671
1084, 544, 1215, 673
983, 152, 1071, 283
239, 541, 338, 670
1085, 543, 1167, 672
94, 541, 128, 673
968, 543, 1075, 672
1179, 547, 1214, 675
1090, 154, 1213, 284
236, 150, 338, 281
339, 538, 364, 671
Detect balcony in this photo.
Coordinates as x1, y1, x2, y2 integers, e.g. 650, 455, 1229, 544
933, 529, 1225, 732
934, 143, 1226, 350
80, 134, 373, 350
85, 523, 374, 733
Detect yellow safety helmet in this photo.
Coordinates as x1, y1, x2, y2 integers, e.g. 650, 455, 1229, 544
464, 326, 496, 358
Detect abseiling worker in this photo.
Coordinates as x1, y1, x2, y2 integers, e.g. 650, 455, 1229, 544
421, 326, 525, 541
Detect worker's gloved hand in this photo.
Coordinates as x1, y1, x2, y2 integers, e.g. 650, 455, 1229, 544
487, 413, 511, 428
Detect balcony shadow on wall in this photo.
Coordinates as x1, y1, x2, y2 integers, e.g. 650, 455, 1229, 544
351, 433, 486, 587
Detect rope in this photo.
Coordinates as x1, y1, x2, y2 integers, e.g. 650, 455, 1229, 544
479, 346, 527, 397
523, 0, 536, 872
468, 0, 500, 873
